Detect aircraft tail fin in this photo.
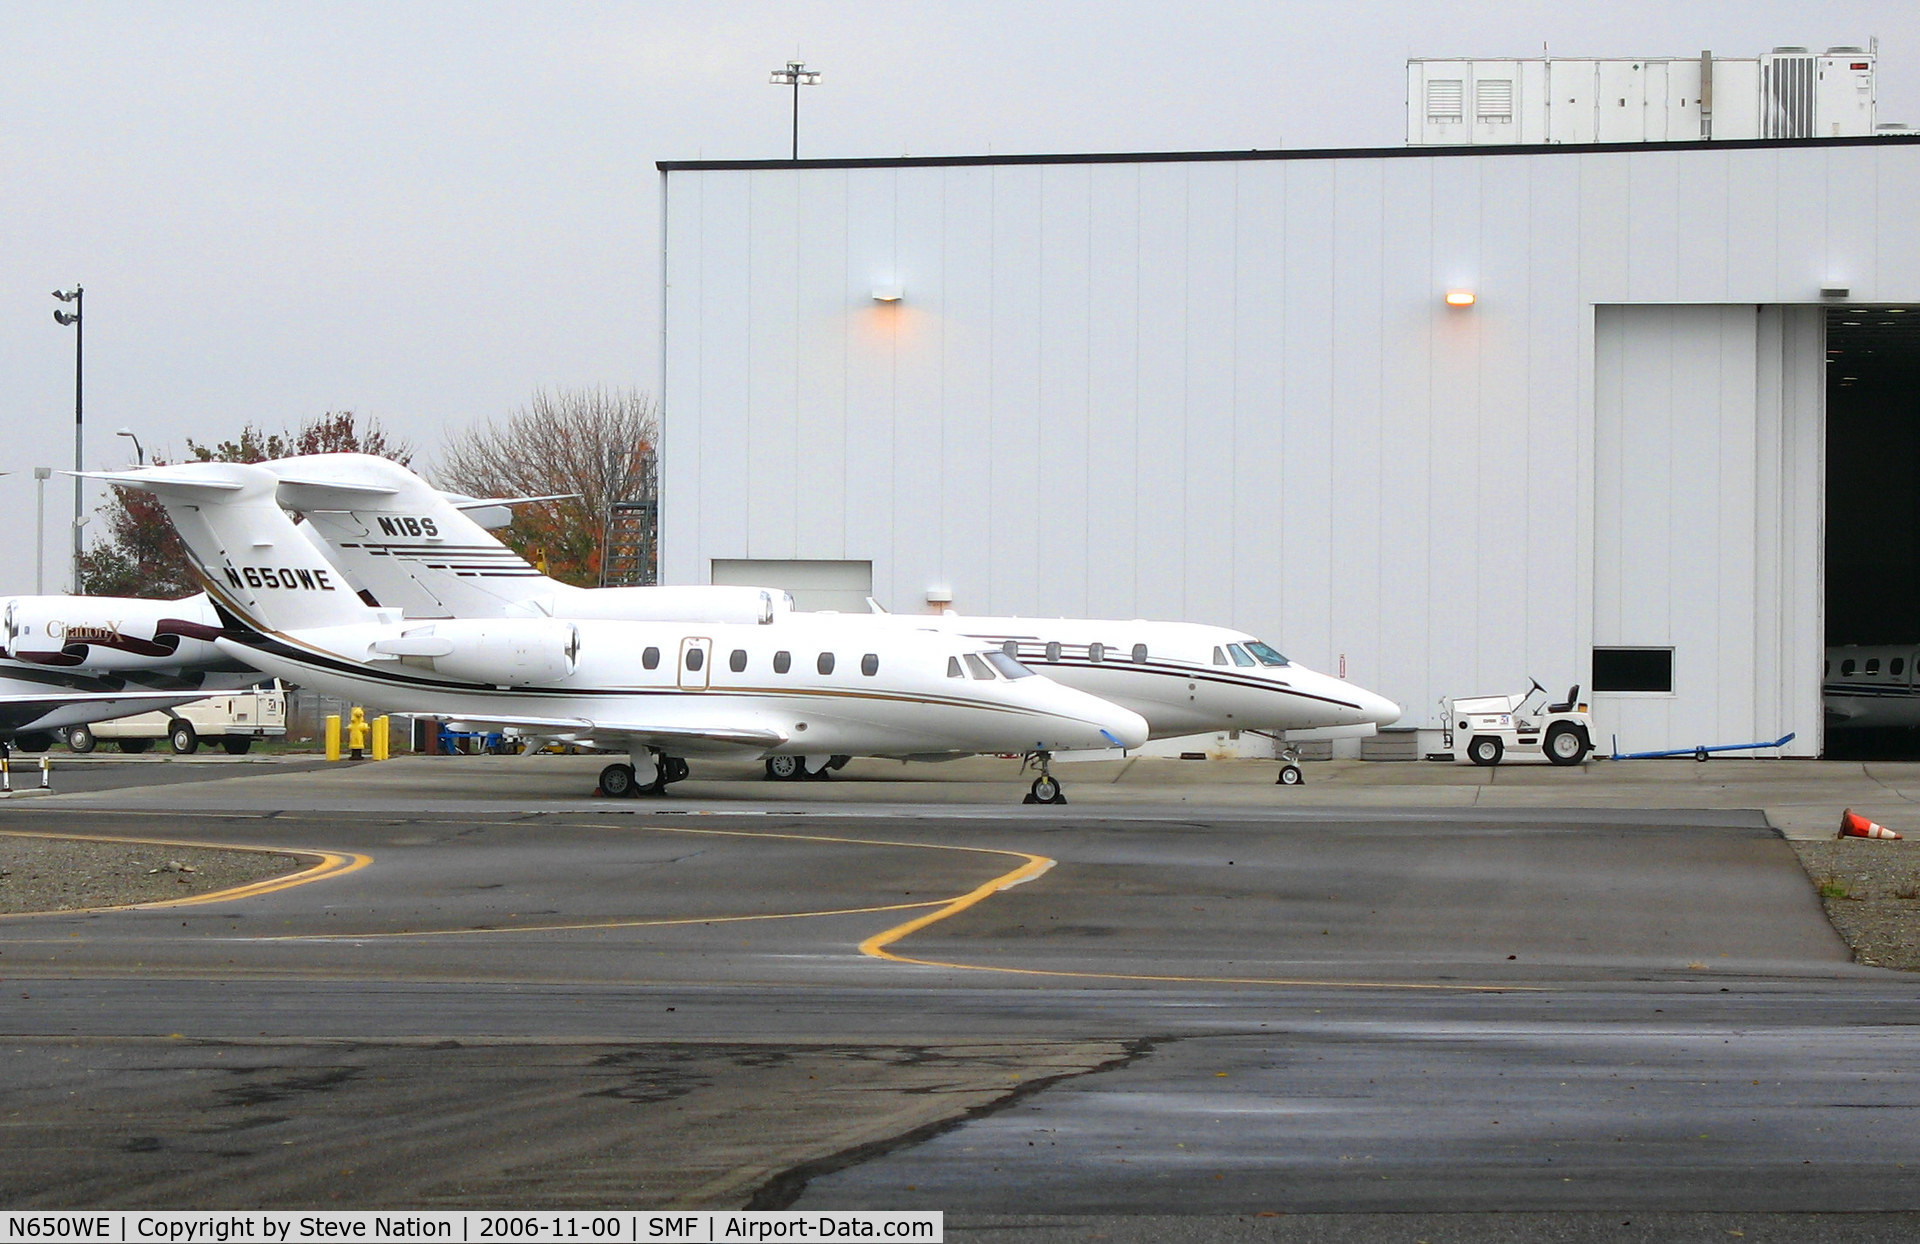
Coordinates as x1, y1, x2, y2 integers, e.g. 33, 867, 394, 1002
81, 465, 381, 634
261, 453, 557, 617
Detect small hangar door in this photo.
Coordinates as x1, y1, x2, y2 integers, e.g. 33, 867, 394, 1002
710, 559, 874, 612
1592, 305, 1822, 756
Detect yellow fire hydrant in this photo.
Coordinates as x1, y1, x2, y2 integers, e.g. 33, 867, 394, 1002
347, 706, 369, 760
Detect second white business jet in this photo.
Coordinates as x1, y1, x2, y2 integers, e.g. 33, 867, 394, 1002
257, 453, 1400, 784
92, 463, 1148, 802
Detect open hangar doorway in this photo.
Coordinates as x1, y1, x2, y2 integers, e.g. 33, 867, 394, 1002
1824, 305, 1920, 759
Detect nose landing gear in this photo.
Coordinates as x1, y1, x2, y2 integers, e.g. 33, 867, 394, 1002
1022, 751, 1067, 804
1275, 742, 1305, 786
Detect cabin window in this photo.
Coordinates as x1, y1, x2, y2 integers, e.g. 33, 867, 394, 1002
817, 652, 836, 675
685, 648, 705, 672
861, 653, 879, 676
642, 646, 660, 670
1897, 658, 1908, 677
1046, 641, 1061, 662
773, 650, 791, 674
1213, 647, 1228, 665
985, 651, 1034, 679
1089, 643, 1105, 663
1228, 644, 1256, 667
729, 649, 747, 673
1842, 659, 1857, 677
1246, 640, 1290, 667
1868, 658, 1882, 676
963, 653, 996, 680
1003, 640, 1020, 659
947, 656, 964, 678
1131, 643, 1148, 663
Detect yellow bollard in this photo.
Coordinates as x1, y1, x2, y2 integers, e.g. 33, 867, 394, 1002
372, 715, 390, 761
325, 714, 341, 762
347, 706, 368, 760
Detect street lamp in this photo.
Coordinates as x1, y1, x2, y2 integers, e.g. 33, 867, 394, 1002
768, 61, 822, 159
52, 286, 82, 594
116, 427, 144, 466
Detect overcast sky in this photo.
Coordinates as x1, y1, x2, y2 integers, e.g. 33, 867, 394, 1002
3, 1, 1915, 594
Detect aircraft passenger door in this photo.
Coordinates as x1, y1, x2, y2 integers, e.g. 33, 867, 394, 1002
678, 637, 712, 690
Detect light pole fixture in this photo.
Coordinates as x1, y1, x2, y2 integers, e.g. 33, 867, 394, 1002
768, 61, 822, 159
52, 286, 83, 594
116, 426, 144, 465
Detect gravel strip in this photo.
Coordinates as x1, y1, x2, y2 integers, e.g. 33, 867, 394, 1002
0, 835, 303, 914
1791, 838, 1920, 970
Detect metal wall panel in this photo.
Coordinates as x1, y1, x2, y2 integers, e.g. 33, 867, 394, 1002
661, 141, 1920, 750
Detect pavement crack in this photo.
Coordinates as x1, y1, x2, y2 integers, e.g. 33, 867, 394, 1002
743, 1036, 1160, 1210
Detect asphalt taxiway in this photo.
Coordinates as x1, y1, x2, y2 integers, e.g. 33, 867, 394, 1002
3, 755, 1919, 1240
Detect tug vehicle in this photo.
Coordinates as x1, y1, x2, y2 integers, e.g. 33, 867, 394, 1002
1440, 680, 1593, 766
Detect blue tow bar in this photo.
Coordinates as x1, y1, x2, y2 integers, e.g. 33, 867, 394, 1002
1607, 732, 1795, 761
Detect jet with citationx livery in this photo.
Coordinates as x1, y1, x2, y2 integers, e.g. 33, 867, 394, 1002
87, 463, 1148, 802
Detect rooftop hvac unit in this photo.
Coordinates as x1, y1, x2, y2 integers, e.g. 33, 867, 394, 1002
1762, 47, 1816, 137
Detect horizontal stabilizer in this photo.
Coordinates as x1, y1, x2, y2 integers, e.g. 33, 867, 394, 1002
74, 468, 247, 497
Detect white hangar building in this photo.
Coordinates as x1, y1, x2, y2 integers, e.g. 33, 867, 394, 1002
657, 133, 1920, 756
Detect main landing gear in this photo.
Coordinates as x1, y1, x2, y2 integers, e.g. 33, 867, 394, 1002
1022, 751, 1067, 805
764, 754, 851, 781
597, 749, 690, 798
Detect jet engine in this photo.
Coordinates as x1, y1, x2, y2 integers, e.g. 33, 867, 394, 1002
372, 618, 580, 686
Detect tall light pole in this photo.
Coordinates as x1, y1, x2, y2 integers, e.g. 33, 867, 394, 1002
116, 426, 144, 465
33, 467, 51, 595
768, 61, 821, 159
52, 286, 83, 594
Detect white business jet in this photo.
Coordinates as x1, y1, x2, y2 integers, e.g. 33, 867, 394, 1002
90, 463, 1149, 802
254, 453, 1400, 785
0, 592, 261, 752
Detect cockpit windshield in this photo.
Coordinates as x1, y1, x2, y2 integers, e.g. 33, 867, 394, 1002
984, 650, 1036, 680
1245, 641, 1290, 667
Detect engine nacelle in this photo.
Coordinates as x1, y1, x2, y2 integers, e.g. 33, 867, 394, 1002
373, 618, 580, 686
1, 595, 223, 671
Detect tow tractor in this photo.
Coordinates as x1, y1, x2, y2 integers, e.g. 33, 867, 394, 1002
1439, 680, 1593, 767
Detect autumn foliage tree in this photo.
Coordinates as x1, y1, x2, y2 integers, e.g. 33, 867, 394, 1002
76, 412, 413, 598
436, 388, 659, 588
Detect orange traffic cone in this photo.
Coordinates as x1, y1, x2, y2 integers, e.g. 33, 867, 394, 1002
1839, 809, 1902, 840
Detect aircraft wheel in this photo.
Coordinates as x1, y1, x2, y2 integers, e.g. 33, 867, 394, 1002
765, 755, 802, 781
65, 725, 97, 754
169, 722, 199, 755
1024, 775, 1066, 805
1277, 764, 1304, 786
1467, 736, 1503, 767
14, 732, 54, 753
223, 737, 254, 756
598, 763, 637, 798
1545, 724, 1589, 766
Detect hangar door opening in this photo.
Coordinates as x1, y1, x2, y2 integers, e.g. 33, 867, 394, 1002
1592, 306, 1822, 757
710, 559, 874, 612
1824, 305, 1920, 758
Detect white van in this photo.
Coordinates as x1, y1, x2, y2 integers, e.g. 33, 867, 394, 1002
66, 684, 288, 756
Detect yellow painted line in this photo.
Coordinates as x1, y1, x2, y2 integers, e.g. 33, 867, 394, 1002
0, 829, 369, 918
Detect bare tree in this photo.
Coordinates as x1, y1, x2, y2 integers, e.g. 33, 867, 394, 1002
437, 387, 659, 587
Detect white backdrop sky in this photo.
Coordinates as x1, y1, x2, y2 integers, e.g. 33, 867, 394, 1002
3, 1, 1915, 593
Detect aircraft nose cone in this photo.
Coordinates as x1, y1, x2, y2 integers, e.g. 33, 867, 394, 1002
1360, 688, 1402, 728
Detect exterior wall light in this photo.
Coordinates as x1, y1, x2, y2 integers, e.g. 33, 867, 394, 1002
872, 285, 904, 303
925, 584, 952, 605
1445, 289, 1476, 307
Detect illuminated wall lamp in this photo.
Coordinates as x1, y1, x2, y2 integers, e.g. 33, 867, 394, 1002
1444, 289, 1477, 307
871, 284, 904, 303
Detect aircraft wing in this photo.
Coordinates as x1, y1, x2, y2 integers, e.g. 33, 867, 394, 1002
0, 690, 219, 736
429, 712, 788, 755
